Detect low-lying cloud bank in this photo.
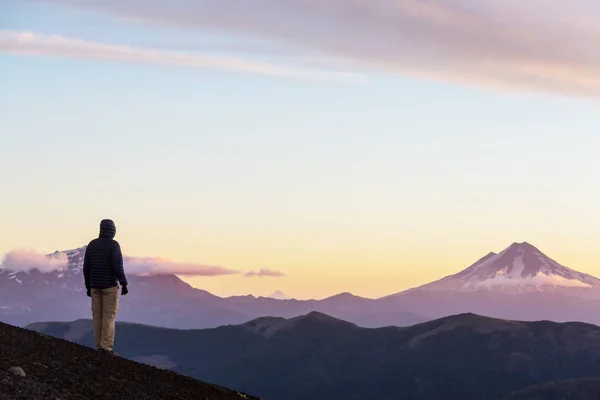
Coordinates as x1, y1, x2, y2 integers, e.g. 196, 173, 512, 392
15, 0, 600, 97
0, 30, 359, 83
0, 250, 69, 273
476, 273, 592, 288
244, 269, 287, 278
0, 249, 238, 276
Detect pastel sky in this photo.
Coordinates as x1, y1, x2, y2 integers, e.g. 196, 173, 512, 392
1, 0, 600, 300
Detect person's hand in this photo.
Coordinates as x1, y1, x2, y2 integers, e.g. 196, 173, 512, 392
86, 289, 91, 297
121, 285, 128, 296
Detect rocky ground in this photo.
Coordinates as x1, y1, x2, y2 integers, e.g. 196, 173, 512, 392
0, 322, 259, 400
496, 377, 600, 400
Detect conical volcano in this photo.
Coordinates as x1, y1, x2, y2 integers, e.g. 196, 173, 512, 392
413, 242, 600, 297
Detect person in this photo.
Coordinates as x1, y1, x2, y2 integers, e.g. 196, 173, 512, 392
83, 219, 128, 353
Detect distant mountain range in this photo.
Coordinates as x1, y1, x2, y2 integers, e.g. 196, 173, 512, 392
28, 312, 600, 400
3, 241, 600, 328
0, 247, 426, 328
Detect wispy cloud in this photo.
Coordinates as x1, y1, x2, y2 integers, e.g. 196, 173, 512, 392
0, 30, 360, 83
244, 268, 287, 278
123, 256, 238, 276
0, 249, 238, 276
26, 0, 600, 97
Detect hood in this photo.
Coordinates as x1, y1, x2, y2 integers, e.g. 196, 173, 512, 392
99, 219, 116, 238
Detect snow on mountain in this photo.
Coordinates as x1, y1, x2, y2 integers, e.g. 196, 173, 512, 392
268, 291, 292, 300
0, 247, 87, 292
413, 242, 600, 296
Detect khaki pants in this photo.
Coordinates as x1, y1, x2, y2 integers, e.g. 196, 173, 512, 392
91, 286, 119, 351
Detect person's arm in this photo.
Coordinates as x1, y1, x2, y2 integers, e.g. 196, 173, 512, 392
111, 241, 128, 288
83, 245, 91, 291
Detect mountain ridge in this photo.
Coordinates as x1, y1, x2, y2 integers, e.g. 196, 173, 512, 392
27, 311, 600, 400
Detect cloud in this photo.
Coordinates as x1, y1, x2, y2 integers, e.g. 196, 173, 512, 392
26, 0, 600, 97
244, 268, 287, 278
0, 30, 360, 83
476, 273, 592, 288
0, 249, 238, 276
124, 256, 238, 276
0, 250, 69, 273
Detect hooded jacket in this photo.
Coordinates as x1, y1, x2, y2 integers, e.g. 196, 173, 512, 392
83, 219, 128, 290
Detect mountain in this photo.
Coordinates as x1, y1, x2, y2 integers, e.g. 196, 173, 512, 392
222, 291, 430, 327
28, 312, 600, 400
403, 242, 600, 298
373, 242, 600, 324
0, 321, 258, 400
268, 290, 292, 300
6, 241, 600, 330
379, 288, 600, 326
0, 246, 427, 329
0, 246, 250, 328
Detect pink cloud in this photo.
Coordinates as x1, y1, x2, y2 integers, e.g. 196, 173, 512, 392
0, 250, 69, 273
0, 31, 360, 83
244, 269, 287, 278
124, 256, 239, 276
15, 0, 600, 97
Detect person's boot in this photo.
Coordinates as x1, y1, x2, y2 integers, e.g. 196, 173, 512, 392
98, 347, 117, 356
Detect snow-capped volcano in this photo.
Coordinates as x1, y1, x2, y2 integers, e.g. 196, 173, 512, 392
415, 242, 600, 296
0, 246, 235, 327
0, 247, 87, 292
268, 291, 292, 300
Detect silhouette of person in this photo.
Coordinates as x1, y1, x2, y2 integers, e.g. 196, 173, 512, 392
83, 219, 128, 353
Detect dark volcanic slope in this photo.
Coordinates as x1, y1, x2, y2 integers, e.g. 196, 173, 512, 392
496, 376, 600, 400
0, 322, 258, 400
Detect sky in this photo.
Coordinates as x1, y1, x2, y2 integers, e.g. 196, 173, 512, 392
1, 0, 600, 300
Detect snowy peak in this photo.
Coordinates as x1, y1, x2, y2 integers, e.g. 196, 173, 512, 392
268, 291, 292, 300
417, 242, 600, 297
62, 247, 86, 272
0, 247, 88, 293
458, 241, 561, 280
1, 246, 217, 300
500, 242, 555, 276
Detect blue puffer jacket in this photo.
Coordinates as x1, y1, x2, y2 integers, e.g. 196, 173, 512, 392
83, 219, 128, 290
